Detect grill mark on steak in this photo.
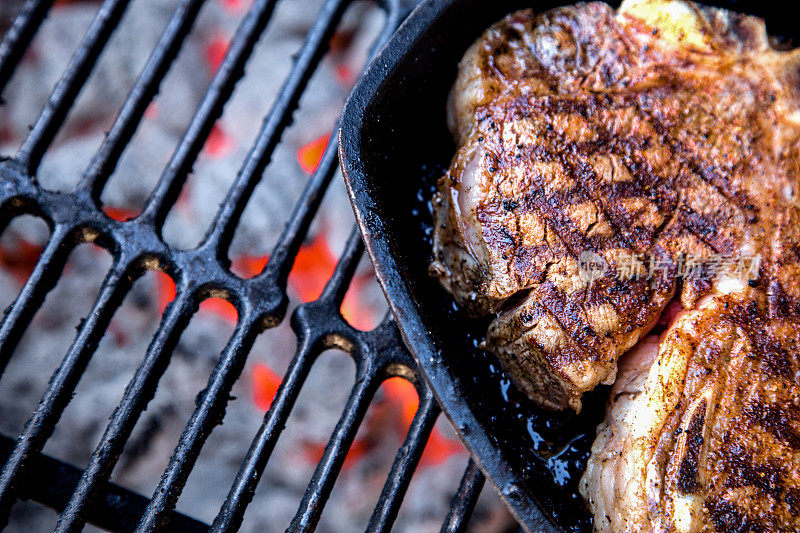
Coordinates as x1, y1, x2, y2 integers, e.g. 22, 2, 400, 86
498, 88, 746, 263
683, 218, 726, 255
745, 403, 800, 451
705, 498, 766, 533
496, 91, 679, 256
722, 445, 787, 498
536, 281, 604, 358
677, 397, 707, 494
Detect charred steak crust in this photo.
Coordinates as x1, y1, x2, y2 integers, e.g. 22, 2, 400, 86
430, 0, 800, 411
580, 292, 800, 532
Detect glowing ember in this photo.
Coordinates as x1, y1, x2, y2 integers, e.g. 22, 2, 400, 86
218, 0, 251, 14
296, 133, 329, 174
287, 232, 336, 302
144, 102, 160, 120
301, 439, 371, 471
214, 233, 341, 299
341, 275, 379, 331
382, 378, 463, 467
104, 206, 138, 222
200, 298, 238, 321
283, 378, 463, 472
252, 362, 282, 411
230, 255, 268, 279
229, 233, 336, 301
153, 232, 344, 320
235, 231, 464, 471
154, 272, 237, 320
204, 35, 229, 74
230, 234, 378, 330
155, 271, 176, 314
204, 123, 234, 158
328, 30, 356, 87
419, 421, 466, 467
154, 228, 444, 470
329, 30, 354, 52
334, 64, 355, 87
0, 238, 43, 284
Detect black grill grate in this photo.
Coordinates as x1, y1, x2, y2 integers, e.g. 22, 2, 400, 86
0, 0, 490, 531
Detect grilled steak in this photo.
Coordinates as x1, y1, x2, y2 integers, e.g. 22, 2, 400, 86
580, 290, 800, 532
430, 0, 800, 411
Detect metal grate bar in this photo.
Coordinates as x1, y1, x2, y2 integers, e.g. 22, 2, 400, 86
440, 460, 486, 533
138, 0, 281, 229
127, 1, 356, 525
54, 290, 197, 532
289, 370, 377, 532
263, 13, 401, 286
201, 0, 350, 253
16, 0, 132, 174
0, 0, 55, 93
0, 260, 130, 526
79, 0, 208, 195
0, 434, 208, 533
367, 391, 440, 532
210, 228, 365, 532
0, 224, 72, 376
208, 333, 316, 532
265, 132, 343, 288
133, 315, 261, 532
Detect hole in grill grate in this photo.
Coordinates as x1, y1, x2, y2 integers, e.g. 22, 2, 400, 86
0, 0, 513, 531
0, 215, 50, 310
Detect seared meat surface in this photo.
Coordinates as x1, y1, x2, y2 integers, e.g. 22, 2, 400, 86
580, 290, 800, 532
430, 0, 800, 410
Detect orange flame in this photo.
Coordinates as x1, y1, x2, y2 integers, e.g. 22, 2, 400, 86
328, 31, 357, 88
231, 234, 336, 305
334, 64, 355, 87
230, 233, 337, 299
155, 271, 176, 313
230, 234, 380, 329
200, 298, 238, 321
302, 439, 371, 471
297, 134, 329, 174
151, 232, 450, 470
288, 232, 336, 302
341, 275, 380, 331
230, 255, 269, 279
295, 379, 464, 471
153, 233, 340, 319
